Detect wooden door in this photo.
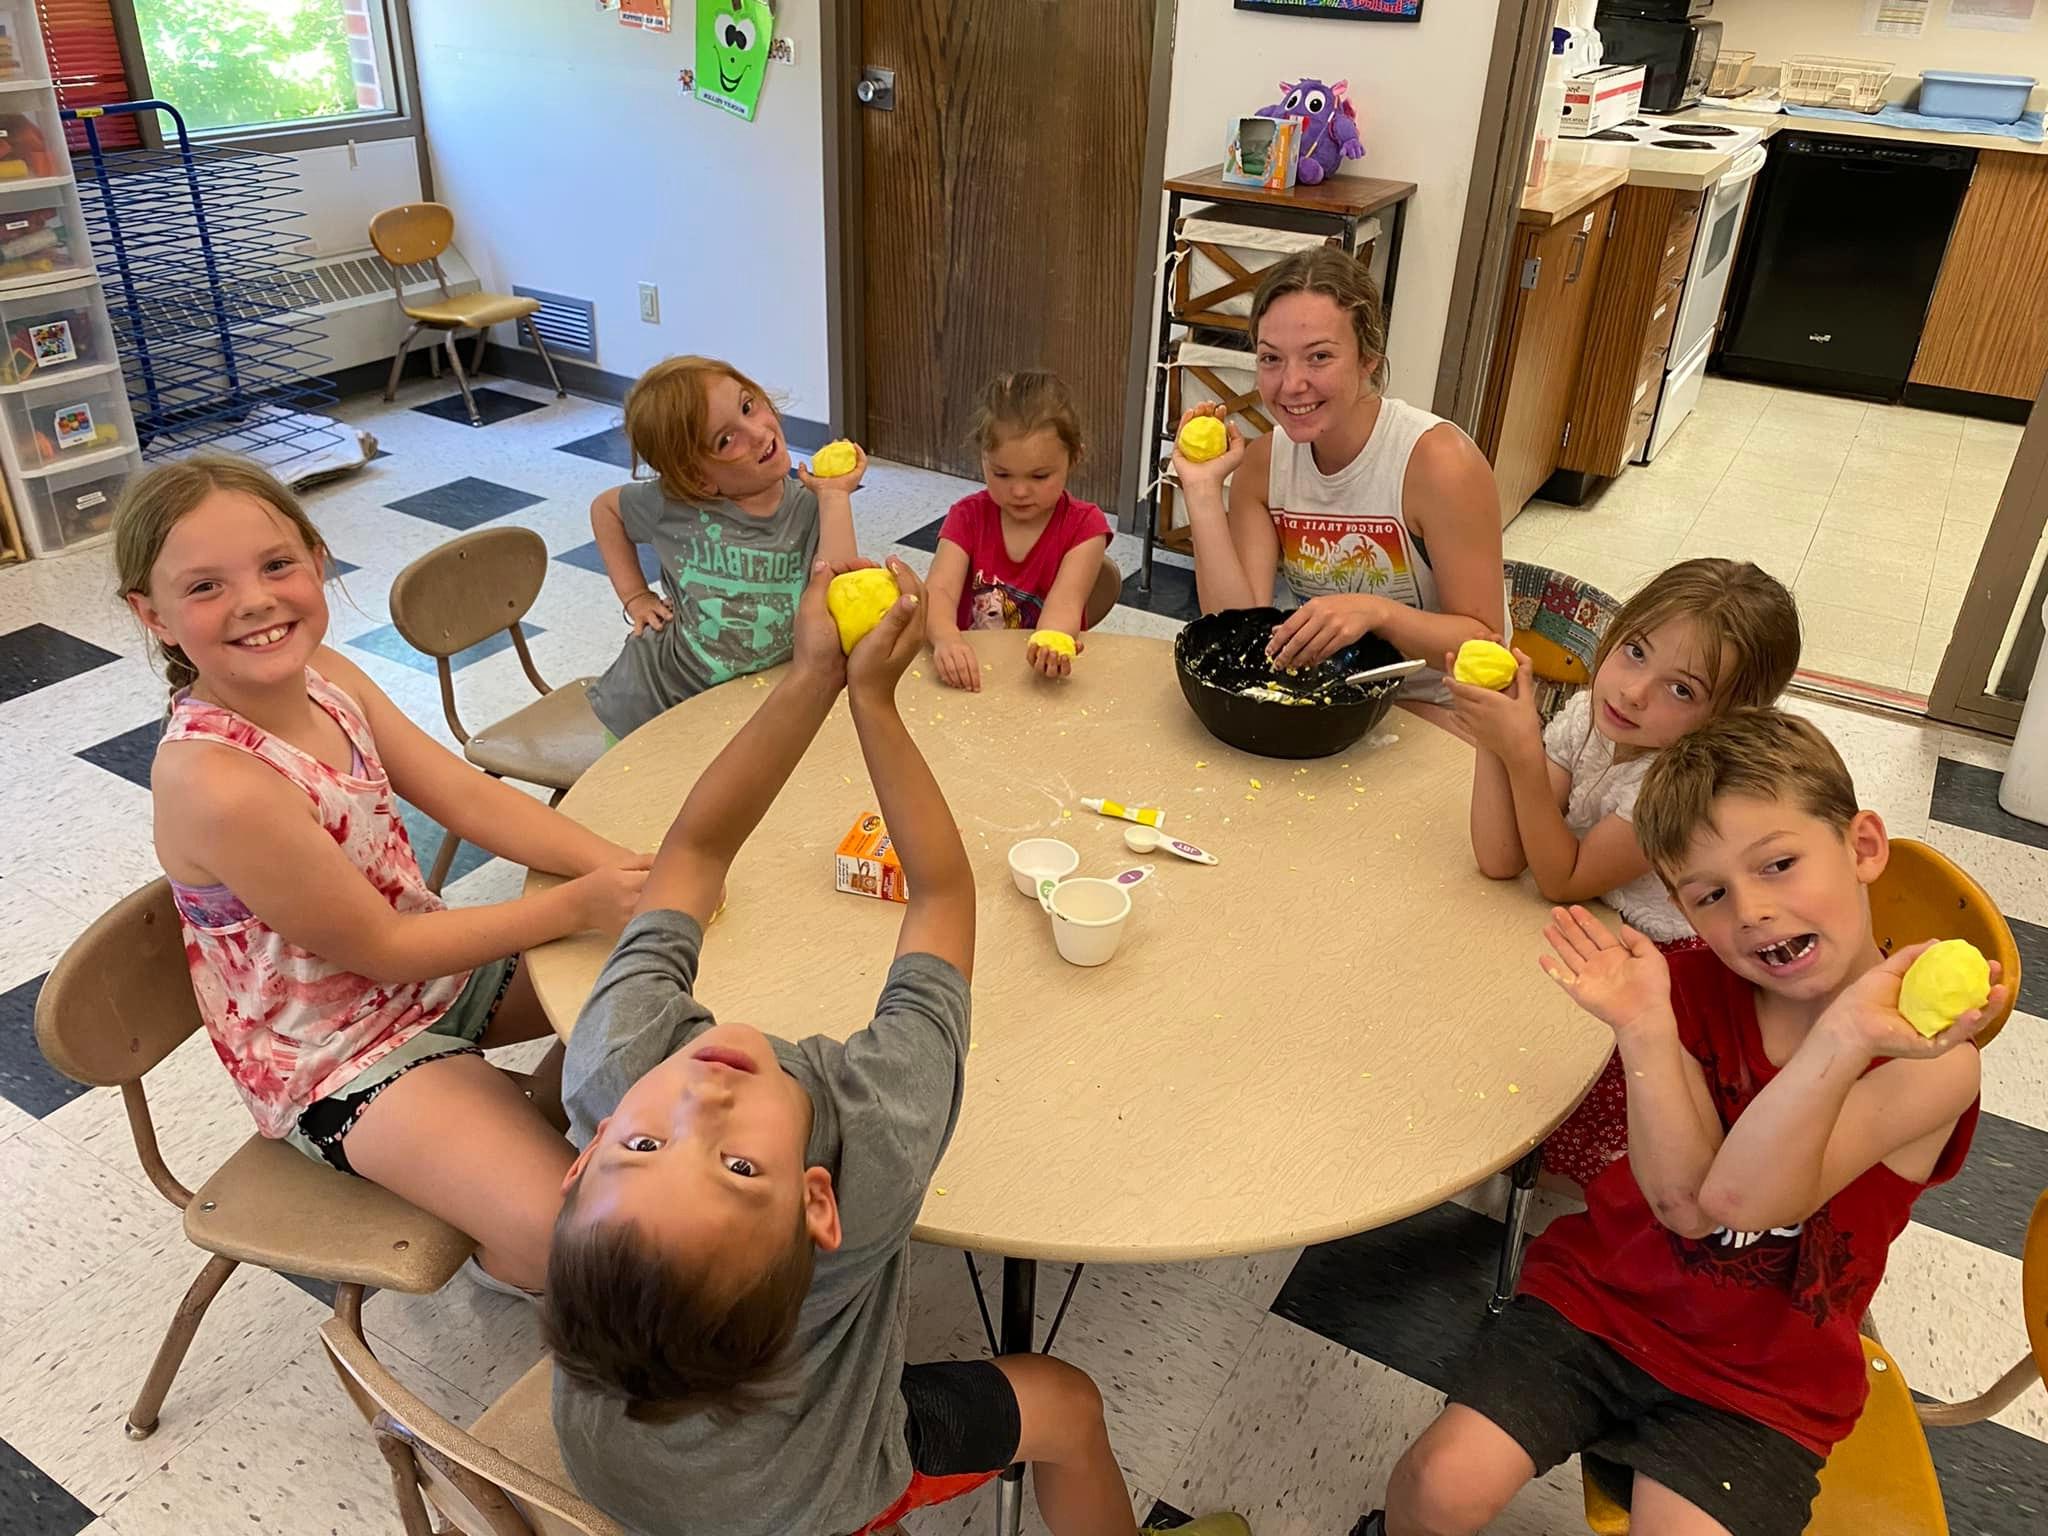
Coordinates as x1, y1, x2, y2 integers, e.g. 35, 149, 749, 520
1911, 152, 2048, 402
1488, 196, 1614, 522
856, 0, 1156, 507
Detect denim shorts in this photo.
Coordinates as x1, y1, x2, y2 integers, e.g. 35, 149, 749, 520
283, 957, 519, 1175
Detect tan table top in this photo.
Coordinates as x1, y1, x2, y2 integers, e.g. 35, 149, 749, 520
524, 631, 1610, 1263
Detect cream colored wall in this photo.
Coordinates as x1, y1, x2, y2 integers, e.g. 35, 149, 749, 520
1711, 0, 2048, 81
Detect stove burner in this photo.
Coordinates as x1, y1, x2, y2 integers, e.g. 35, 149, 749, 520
1618, 119, 1650, 128
1588, 129, 1638, 141
1663, 123, 1738, 137
1651, 139, 1715, 150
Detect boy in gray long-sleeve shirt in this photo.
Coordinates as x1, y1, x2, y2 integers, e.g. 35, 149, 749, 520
542, 558, 1241, 1536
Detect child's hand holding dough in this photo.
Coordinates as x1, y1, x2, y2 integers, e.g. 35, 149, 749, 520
1027, 629, 1081, 681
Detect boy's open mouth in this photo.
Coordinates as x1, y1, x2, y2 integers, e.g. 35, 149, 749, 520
1755, 932, 1819, 971
693, 1045, 758, 1074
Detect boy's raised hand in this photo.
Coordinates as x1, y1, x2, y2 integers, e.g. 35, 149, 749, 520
1539, 905, 1674, 1038
1820, 939, 2007, 1061
791, 558, 862, 691
847, 557, 926, 704
798, 443, 869, 498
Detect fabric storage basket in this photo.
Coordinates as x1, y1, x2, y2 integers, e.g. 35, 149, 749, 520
1171, 216, 1375, 333
1157, 338, 1272, 541
1917, 71, 2037, 124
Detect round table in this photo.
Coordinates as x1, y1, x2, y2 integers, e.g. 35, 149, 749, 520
527, 629, 1609, 1531
525, 629, 1609, 1257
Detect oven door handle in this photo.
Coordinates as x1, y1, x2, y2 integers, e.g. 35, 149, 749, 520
1716, 143, 1769, 193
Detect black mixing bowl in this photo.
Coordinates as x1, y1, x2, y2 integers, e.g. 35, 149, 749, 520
1174, 607, 1405, 760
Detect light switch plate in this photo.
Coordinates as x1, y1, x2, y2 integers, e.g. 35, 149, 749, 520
638, 283, 660, 324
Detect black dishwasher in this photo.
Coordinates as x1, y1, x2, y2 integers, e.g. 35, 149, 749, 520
1718, 134, 1976, 400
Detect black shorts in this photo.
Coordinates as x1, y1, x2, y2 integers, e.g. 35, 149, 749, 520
1446, 1298, 1825, 1536
899, 1359, 1022, 1477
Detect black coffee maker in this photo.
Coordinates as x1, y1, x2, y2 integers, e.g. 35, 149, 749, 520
1596, 0, 1724, 114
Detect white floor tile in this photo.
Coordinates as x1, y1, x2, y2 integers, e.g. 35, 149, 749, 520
1796, 598, 1922, 670
0, 868, 91, 993
43, 1032, 256, 1203
0, 1093, 32, 1146
1935, 520, 1992, 590
1531, 506, 1690, 566
1760, 390, 1871, 430
1698, 475, 1831, 529
1725, 442, 1848, 498
1539, 543, 1654, 602
360, 1278, 549, 1410
1795, 560, 1929, 622
1947, 459, 2017, 522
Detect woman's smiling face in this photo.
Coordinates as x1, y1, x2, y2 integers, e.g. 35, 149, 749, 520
1255, 291, 1378, 445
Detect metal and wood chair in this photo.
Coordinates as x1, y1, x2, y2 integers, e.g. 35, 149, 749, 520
1586, 1187, 2048, 1534
1504, 559, 1621, 727
368, 201, 565, 427
34, 880, 474, 1440
1085, 553, 1124, 630
387, 526, 605, 891
322, 1321, 622, 1536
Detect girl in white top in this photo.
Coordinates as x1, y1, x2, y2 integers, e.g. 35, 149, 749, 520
1445, 557, 1802, 1183
1172, 247, 1506, 702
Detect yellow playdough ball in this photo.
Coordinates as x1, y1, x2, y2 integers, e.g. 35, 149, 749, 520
1454, 638, 1518, 691
811, 440, 860, 478
1177, 415, 1228, 464
1030, 629, 1076, 657
827, 569, 901, 654
1899, 938, 1992, 1039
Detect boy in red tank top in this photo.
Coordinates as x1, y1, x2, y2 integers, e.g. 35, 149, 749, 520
1355, 709, 2006, 1536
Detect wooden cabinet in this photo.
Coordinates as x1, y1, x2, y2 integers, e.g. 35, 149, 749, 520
1557, 183, 1705, 481
1479, 185, 1617, 524
1911, 151, 2048, 402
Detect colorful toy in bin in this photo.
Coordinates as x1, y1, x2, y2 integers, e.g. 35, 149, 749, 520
4, 309, 89, 385
0, 208, 71, 281
1256, 78, 1363, 187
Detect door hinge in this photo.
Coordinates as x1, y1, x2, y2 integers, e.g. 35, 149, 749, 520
1608, 206, 1619, 238
1561, 421, 1573, 449
1520, 256, 1542, 290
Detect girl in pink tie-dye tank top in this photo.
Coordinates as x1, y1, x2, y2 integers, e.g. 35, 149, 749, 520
116, 453, 652, 1291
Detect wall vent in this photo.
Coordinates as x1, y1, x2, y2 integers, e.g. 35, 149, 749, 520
513, 287, 598, 363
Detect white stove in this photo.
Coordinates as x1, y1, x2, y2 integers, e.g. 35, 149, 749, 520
1581, 112, 1766, 154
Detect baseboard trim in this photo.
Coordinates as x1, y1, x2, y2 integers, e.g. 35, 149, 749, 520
1899, 383, 2032, 425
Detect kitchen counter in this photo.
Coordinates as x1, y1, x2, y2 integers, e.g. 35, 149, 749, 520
1520, 163, 1628, 228
1691, 105, 2048, 158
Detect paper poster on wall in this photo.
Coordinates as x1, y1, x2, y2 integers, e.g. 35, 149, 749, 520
1864, 0, 1930, 35
695, 0, 775, 120
1948, 0, 2036, 30
621, 0, 671, 31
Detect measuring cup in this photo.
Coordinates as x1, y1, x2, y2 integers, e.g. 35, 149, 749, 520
1007, 837, 1080, 897
1035, 868, 1149, 967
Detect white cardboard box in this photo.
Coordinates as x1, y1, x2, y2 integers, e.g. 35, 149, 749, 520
1561, 65, 1646, 137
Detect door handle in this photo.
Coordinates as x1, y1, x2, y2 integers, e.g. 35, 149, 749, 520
857, 67, 896, 110
1565, 230, 1589, 283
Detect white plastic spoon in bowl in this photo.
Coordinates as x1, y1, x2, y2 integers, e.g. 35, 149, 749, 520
1344, 658, 1427, 687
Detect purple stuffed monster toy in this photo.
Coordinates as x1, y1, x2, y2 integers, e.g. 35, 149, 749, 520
1256, 77, 1364, 186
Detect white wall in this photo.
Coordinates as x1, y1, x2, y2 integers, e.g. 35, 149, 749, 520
1164, 0, 1505, 405
407, 0, 831, 418
1711, 0, 2048, 82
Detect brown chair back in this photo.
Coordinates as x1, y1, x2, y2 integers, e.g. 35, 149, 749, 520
34, 878, 201, 1088
369, 202, 456, 268
1870, 838, 2022, 1050
389, 528, 555, 742
320, 1321, 621, 1536
2025, 1188, 2048, 1394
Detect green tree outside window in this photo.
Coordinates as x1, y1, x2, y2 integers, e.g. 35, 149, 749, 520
132, 0, 364, 133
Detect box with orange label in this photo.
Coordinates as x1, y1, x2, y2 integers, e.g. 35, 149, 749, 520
835, 812, 908, 904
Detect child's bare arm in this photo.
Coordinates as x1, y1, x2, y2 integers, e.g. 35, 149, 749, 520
1697, 943, 1997, 1233
846, 564, 975, 979
1467, 749, 1528, 880
634, 559, 849, 926
925, 540, 980, 692
1034, 535, 1109, 638
592, 487, 666, 628
1540, 906, 1725, 1234
797, 445, 865, 567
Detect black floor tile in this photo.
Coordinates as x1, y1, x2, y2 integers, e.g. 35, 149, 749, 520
1142, 1499, 1193, 1529
0, 1437, 94, 1536
397, 797, 492, 887
411, 386, 546, 427
280, 1272, 351, 1308
385, 476, 546, 531
556, 425, 632, 469
75, 719, 163, 790
556, 538, 661, 586
1271, 1200, 1500, 1392
899, 516, 944, 554
0, 623, 119, 706
1920, 1391, 2048, 1534
1912, 1110, 2048, 1261
0, 974, 88, 1120
1931, 758, 2048, 853
1119, 557, 1201, 623
325, 555, 360, 580
2010, 915, 2045, 1022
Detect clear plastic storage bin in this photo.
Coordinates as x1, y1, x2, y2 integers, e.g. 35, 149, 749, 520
3, 366, 134, 468
0, 4, 45, 84
0, 181, 86, 286
0, 276, 112, 386
16, 449, 138, 556
0, 94, 64, 184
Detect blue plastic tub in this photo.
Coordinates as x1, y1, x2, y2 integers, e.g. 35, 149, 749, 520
1918, 70, 2037, 124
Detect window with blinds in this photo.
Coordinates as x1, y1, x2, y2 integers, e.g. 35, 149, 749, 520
36, 1, 141, 149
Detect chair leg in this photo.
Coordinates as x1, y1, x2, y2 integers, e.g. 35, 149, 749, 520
428, 341, 442, 379
425, 827, 461, 894
383, 321, 424, 402
127, 1252, 239, 1439
525, 316, 568, 399
443, 333, 484, 427
472, 327, 488, 380
1489, 1147, 1544, 1315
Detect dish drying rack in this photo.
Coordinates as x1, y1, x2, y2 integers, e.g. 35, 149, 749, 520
1781, 56, 1895, 115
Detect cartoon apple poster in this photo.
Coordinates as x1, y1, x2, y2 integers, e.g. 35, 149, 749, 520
695, 0, 775, 120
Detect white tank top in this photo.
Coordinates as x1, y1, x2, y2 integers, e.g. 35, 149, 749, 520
1266, 394, 1488, 700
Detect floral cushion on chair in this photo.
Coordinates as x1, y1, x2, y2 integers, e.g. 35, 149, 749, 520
1505, 559, 1620, 726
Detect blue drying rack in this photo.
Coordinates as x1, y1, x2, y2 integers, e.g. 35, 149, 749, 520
62, 99, 338, 462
